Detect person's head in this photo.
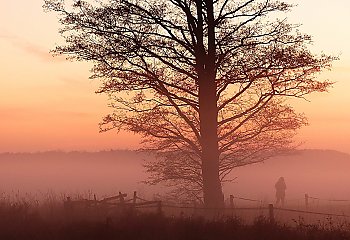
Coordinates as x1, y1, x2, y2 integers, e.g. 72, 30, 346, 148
279, 177, 285, 182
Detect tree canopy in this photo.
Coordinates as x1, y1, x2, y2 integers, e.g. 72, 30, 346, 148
44, 0, 334, 207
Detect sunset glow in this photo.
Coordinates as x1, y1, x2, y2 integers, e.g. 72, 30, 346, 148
0, 0, 349, 153
2, 1, 350, 237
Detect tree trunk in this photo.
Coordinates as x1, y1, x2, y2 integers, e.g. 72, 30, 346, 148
196, 0, 224, 209
199, 75, 224, 209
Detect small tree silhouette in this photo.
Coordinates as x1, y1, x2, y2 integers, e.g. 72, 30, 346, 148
44, 0, 335, 208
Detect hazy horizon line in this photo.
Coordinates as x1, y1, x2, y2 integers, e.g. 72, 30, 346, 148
0, 148, 348, 155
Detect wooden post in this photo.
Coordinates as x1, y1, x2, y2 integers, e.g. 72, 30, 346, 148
157, 201, 162, 216
105, 216, 112, 227
94, 194, 97, 207
131, 191, 137, 213
193, 200, 197, 215
133, 191, 137, 205
63, 196, 73, 220
64, 196, 73, 213
268, 204, 274, 223
119, 191, 125, 205
229, 195, 234, 208
305, 194, 309, 208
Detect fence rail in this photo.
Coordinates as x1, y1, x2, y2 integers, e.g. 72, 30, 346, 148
308, 196, 350, 202
63, 191, 350, 223
275, 207, 350, 218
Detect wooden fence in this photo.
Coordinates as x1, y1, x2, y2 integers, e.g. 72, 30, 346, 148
63, 191, 162, 215
63, 192, 350, 224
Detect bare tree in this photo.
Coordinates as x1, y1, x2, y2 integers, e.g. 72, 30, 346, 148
44, 0, 334, 208
143, 99, 307, 203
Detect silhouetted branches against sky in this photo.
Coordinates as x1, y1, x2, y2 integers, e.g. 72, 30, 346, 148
44, 0, 335, 202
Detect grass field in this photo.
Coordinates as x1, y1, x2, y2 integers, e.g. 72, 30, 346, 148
1, 195, 350, 240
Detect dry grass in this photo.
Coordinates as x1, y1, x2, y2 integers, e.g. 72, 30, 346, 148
0, 194, 350, 240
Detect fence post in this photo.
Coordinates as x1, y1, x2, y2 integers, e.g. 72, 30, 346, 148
133, 191, 137, 205
229, 195, 234, 208
94, 194, 97, 207
305, 193, 309, 208
157, 201, 162, 216
268, 204, 274, 223
65, 196, 72, 209
119, 191, 125, 205
193, 200, 197, 214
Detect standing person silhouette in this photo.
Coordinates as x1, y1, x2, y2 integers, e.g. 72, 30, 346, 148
275, 177, 286, 206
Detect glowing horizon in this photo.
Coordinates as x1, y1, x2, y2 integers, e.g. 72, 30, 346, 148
0, 0, 349, 153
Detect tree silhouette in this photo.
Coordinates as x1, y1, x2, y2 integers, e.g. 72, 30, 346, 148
44, 0, 334, 208
143, 99, 307, 203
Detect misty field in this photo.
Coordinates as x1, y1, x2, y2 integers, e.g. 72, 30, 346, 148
2, 150, 350, 239
2, 150, 350, 201
1, 192, 350, 240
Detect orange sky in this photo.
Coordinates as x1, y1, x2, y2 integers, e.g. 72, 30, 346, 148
0, 0, 349, 153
